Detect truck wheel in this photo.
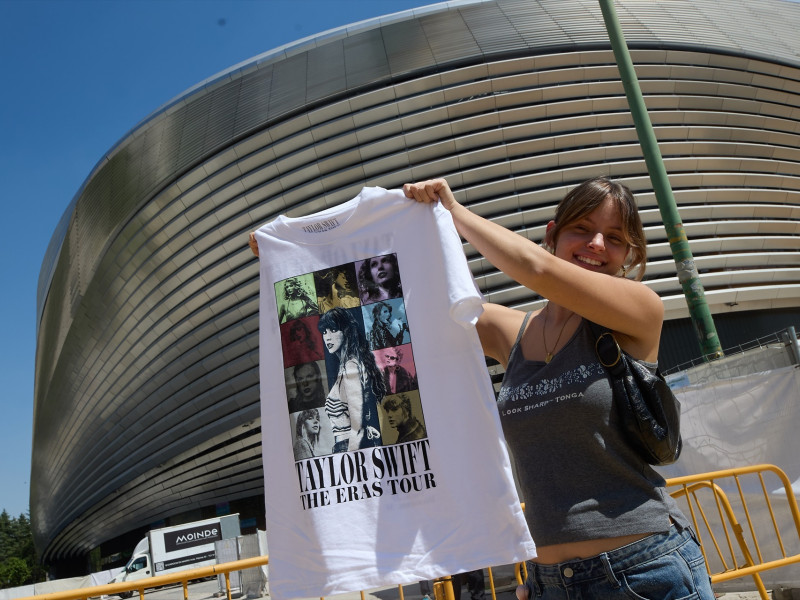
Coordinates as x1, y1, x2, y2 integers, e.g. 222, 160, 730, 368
118, 592, 133, 599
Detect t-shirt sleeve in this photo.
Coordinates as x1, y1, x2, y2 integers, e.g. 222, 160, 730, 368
433, 203, 485, 326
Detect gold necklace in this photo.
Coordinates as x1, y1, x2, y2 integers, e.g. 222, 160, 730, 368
542, 303, 575, 363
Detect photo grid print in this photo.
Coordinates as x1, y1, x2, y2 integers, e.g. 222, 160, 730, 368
277, 254, 426, 461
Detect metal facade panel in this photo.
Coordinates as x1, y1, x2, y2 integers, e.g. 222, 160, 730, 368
306, 42, 347, 101
343, 29, 392, 88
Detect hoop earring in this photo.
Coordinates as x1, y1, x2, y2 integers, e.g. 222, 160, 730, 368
619, 264, 628, 277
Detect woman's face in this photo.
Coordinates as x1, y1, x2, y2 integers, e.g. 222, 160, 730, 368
384, 404, 406, 429
550, 197, 629, 277
284, 278, 303, 297
289, 324, 308, 342
303, 414, 320, 435
335, 271, 350, 290
384, 351, 400, 369
378, 306, 390, 323
322, 327, 344, 354
295, 365, 318, 397
369, 256, 396, 287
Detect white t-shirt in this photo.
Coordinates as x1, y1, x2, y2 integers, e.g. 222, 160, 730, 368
254, 187, 535, 600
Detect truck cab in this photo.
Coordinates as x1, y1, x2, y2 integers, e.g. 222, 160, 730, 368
110, 543, 152, 597
122, 554, 151, 579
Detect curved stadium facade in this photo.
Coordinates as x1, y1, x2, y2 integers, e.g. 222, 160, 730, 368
33, 0, 800, 575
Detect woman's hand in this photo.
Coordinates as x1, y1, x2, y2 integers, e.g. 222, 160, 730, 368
515, 585, 529, 600
248, 232, 259, 257
403, 179, 459, 211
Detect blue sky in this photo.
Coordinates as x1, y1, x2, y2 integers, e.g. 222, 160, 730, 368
0, 0, 433, 520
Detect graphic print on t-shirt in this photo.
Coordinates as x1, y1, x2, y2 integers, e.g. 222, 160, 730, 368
278, 253, 425, 467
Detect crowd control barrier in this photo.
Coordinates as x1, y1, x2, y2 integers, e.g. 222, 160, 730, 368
666, 463, 800, 599
12, 556, 523, 600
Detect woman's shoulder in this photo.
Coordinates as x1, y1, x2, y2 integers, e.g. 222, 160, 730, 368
341, 358, 362, 373
479, 304, 531, 335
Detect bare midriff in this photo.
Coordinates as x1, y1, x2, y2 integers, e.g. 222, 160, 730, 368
531, 533, 651, 564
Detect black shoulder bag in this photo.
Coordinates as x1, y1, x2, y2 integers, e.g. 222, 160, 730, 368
589, 322, 683, 466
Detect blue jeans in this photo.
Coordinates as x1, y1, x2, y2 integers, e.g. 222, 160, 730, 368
524, 526, 714, 599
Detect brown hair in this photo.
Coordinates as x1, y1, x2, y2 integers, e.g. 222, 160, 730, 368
382, 393, 412, 420
548, 177, 647, 280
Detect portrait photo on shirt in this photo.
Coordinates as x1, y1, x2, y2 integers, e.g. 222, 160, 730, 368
280, 316, 324, 368
285, 359, 328, 413
362, 297, 411, 350
374, 344, 418, 395
275, 273, 319, 324
355, 253, 403, 304
317, 306, 371, 389
379, 390, 427, 445
314, 263, 361, 313
290, 407, 335, 461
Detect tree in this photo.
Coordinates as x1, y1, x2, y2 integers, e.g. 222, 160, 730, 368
0, 510, 12, 563
0, 509, 46, 588
0, 557, 30, 588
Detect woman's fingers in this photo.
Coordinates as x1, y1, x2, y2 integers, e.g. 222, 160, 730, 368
402, 179, 456, 209
402, 180, 438, 202
248, 232, 259, 257
515, 584, 529, 600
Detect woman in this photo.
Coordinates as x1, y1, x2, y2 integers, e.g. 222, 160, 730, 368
380, 347, 417, 394
293, 408, 321, 460
358, 254, 402, 303
278, 277, 317, 323
287, 361, 326, 413
403, 177, 713, 600
284, 319, 323, 365
369, 301, 409, 349
317, 267, 360, 312
318, 307, 385, 452
382, 393, 426, 444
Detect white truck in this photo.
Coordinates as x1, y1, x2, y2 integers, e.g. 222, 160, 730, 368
111, 514, 240, 597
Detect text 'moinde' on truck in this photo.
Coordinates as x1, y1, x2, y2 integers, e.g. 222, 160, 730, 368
111, 514, 241, 597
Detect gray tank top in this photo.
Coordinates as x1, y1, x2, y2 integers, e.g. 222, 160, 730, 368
497, 313, 689, 546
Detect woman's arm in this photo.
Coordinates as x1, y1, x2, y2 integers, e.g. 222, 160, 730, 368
404, 179, 663, 359
339, 359, 365, 451
391, 321, 408, 346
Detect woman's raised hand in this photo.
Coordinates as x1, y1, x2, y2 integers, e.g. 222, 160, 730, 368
248, 232, 259, 257
403, 178, 459, 211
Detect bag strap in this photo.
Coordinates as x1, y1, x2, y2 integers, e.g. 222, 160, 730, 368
586, 321, 626, 378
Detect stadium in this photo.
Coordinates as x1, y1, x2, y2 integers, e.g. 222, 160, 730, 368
32, 0, 800, 576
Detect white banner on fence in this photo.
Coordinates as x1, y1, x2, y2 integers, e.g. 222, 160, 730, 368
659, 365, 800, 590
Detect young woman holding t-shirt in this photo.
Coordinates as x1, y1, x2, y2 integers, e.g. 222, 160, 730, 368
403, 177, 713, 600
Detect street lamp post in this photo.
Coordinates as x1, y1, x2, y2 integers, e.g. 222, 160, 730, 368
598, 0, 724, 361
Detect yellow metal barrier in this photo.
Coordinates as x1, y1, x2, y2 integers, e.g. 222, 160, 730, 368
13, 556, 525, 600
14, 555, 270, 600
666, 463, 800, 599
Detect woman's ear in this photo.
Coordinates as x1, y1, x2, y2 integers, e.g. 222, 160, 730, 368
543, 220, 557, 252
